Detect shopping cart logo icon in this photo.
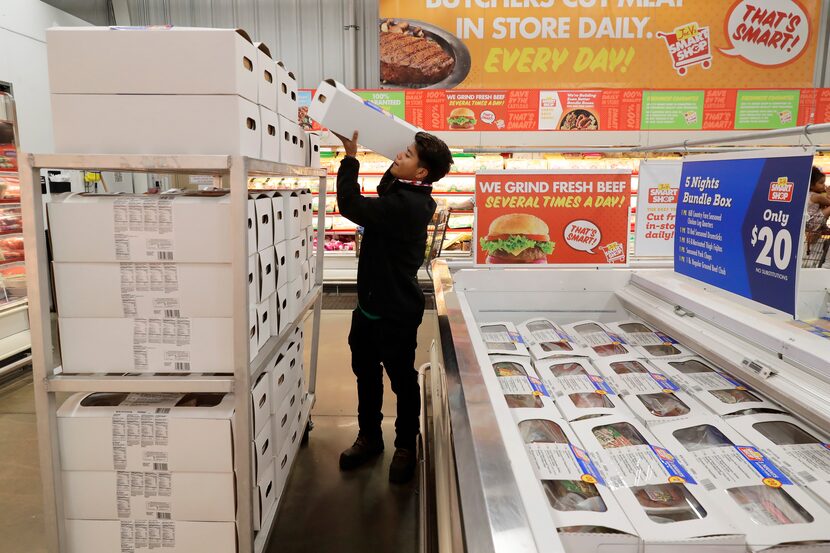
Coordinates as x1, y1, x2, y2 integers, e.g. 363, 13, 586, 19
768, 177, 794, 202
599, 242, 626, 263
657, 23, 712, 76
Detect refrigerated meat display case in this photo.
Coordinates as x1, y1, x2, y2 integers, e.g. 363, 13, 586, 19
422, 260, 830, 553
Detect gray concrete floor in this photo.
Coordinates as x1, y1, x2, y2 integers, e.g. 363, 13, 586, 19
0, 308, 434, 553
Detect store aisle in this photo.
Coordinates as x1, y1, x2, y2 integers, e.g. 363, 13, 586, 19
266, 416, 418, 553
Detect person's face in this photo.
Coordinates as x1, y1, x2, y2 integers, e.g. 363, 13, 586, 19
390, 143, 429, 182
814, 176, 827, 194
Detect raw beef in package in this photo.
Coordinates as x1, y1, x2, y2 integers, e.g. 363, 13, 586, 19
478, 321, 529, 356
563, 321, 635, 360
605, 320, 693, 359
725, 413, 830, 511
535, 357, 629, 421
517, 318, 591, 360
651, 416, 830, 550
571, 415, 743, 551
511, 408, 638, 550
592, 357, 706, 425
486, 356, 555, 410
651, 357, 785, 416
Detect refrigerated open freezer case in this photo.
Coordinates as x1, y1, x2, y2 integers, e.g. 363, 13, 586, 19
424, 260, 830, 553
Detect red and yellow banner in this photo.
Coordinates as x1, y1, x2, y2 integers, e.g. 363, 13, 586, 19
379, 0, 821, 89
475, 171, 630, 265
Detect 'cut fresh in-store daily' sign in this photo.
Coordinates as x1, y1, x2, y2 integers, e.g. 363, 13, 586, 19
475, 171, 631, 265
674, 151, 813, 316
635, 160, 682, 257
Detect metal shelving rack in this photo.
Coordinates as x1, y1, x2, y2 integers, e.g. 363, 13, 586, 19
19, 153, 327, 553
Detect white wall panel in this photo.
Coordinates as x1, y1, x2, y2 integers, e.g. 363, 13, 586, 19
125, 0, 379, 88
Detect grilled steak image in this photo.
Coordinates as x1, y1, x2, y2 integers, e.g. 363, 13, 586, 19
380, 31, 455, 85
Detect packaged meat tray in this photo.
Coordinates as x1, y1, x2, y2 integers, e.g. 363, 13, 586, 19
534, 357, 629, 421
570, 415, 742, 547
650, 416, 830, 550
592, 357, 682, 397
605, 320, 693, 359
511, 409, 638, 548
562, 321, 634, 360
621, 390, 707, 426
517, 318, 592, 360
489, 355, 546, 398
724, 413, 830, 510
650, 357, 786, 417
478, 321, 529, 356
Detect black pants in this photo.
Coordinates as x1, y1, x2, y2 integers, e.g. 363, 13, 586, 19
348, 308, 421, 451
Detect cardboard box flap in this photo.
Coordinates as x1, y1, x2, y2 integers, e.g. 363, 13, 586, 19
57, 392, 235, 419
254, 41, 271, 57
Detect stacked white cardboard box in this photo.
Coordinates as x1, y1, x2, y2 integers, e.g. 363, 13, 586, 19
46, 27, 320, 167
44, 26, 320, 553
476, 318, 830, 552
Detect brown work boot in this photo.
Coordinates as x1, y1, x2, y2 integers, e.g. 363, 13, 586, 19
339, 434, 384, 470
388, 448, 417, 484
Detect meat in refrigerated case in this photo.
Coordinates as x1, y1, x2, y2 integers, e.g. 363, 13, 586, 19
424, 262, 830, 553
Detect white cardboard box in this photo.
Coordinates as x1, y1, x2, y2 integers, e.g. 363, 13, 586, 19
248, 254, 259, 308
479, 321, 530, 356
275, 61, 298, 120
724, 413, 830, 508
47, 27, 258, 102
570, 415, 744, 550
59, 317, 233, 374
248, 198, 257, 255
252, 193, 275, 251
260, 106, 280, 162
274, 439, 292, 504
301, 261, 310, 297
252, 417, 275, 478
249, 307, 258, 363
305, 227, 314, 259
272, 196, 286, 243
299, 190, 313, 228
254, 42, 278, 112
651, 416, 830, 550
307, 132, 321, 168
251, 370, 272, 436
63, 470, 235, 521
258, 247, 277, 302
288, 236, 303, 282
253, 460, 277, 531
257, 298, 273, 351
48, 193, 232, 263
270, 348, 292, 412
276, 284, 289, 334
511, 408, 638, 541
52, 94, 260, 157
534, 357, 628, 422
286, 278, 302, 325
563, 320, 637, 360
65, 519, 236, 553
277, 190, 302, 239
517, 318, 593, 360
53, 262, 233, 318
650, 357, 785, 417
58, 392, 234, 472
275, 242, 288, 289
273, 391, 297, 454
309, 79, 418, 160
309, 254, 317, 281
278, 115, 304, 166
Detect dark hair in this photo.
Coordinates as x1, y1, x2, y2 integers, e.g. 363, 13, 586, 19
414, 132, 453, 184
811, 166, 825, 189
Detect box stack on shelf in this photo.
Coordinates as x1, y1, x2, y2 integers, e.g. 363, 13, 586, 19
473, 313, 830, 551
23, 26, 328, 553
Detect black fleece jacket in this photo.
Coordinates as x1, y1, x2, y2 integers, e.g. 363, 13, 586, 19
337, 156, 436, 323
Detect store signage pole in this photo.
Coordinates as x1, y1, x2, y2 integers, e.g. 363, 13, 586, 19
20, 152, 64, 553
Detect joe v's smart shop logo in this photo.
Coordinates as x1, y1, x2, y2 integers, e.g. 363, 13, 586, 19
768, 176, 794, 202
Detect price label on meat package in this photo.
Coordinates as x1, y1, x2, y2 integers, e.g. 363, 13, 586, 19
613, 372, 680, 395
764, 444, 830, 485
497, 376, 534, 395
113, 198, 176, 261
595, 445, 697, 489
528, 443, 605, 485
687, 445, 793, 490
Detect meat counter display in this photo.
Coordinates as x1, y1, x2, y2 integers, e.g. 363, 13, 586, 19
425, 262, 830, 553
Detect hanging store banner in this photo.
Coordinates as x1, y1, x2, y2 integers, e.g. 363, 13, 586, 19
378, 0, 822, 90
475, 170, 630, 265
674, 151, 813, 316
635, 160, 682, 257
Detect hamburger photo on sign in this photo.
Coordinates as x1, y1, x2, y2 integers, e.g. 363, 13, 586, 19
448, 107, 476, 130
479, 214, 555, 264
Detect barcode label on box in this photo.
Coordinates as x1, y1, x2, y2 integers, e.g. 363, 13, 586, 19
153, 463, 169, 471
798, 471, 818, 483
155, 408, 171, 414
700, 479, 716, 491
156, 512, 171, 520
157, 252, 173, 260
173, 362, 190, 372
164, 310, 180, 318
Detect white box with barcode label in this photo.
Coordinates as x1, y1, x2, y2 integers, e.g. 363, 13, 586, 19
52, 94, 261, 157
57, 392, 234, 472
47, 27, 259, 101
48, 193, 233, 263
63, 470, 235, 522
651, 416, 830, 550
59, 317, 232, 374
65, 519, 236, 553
53, 262, 232, 318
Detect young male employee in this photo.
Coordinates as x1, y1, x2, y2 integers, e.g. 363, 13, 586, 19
334, 130, 452, 483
